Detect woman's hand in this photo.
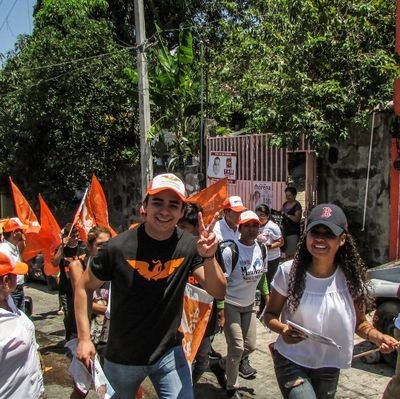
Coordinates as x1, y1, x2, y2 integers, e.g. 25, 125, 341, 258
281, 324, 307, 344
378, 334, 400, 354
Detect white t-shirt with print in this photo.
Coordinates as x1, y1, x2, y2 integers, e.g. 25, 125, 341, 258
272, 260, 356, 369
223, 241, 267, 307
258, 220, 282, 261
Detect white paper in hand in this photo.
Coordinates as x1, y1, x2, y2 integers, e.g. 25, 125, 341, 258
91, 354, 115, 399
287, 320, 341, 349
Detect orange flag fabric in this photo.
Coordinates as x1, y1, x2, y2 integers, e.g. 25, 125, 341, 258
9, 177, 41, 234
180, 284, 213, 362
188, 178, 228, 225
73, 175, 116, 241
22, 195, 61, 276
39, 195, 61, 276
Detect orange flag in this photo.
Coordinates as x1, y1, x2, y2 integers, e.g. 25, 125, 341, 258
188, 178, 228, 224
73, 175, 116, 241
39, 195, 61, 276
22, 195, 62, 276
9, 177, 40, 233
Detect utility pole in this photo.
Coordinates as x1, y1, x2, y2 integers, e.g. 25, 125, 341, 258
134, 0, 153, 197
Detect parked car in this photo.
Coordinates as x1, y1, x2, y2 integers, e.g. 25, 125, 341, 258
368, 261, 400, 368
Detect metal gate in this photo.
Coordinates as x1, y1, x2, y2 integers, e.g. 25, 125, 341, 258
206, 133, 317, 215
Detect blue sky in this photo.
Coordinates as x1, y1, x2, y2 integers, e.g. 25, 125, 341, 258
0, 0, 36, 55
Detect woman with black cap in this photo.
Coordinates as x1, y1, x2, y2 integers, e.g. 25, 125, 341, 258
264, 203, 399, 399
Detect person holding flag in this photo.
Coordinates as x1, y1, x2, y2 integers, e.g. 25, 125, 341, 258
52, 223, 87, 341
74, 173, 226, 399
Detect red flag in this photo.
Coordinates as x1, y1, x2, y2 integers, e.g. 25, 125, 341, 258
9, 177, 40, 233
188, 178, 228, 224
39, 195, 61, 276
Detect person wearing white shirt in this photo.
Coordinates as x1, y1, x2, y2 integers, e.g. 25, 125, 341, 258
0, 218, 28, 312
213, 196, 246, 242
219, 211, 268, 399
0, 250, 44, 399
255, 204, 284, 298
264, 203, 399, 399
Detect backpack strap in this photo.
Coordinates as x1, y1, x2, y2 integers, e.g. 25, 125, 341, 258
257, 241, 267, 263
216, 239, 239, 273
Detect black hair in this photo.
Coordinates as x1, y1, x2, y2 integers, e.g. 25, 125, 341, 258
286, 232, 374, 313
285, 186, 297, 196
255, 204, 270, 216
61, 223, 78, 237
178, 202, 202, 228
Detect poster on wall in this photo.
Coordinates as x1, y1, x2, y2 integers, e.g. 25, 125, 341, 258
207, 151, 237, 182
251, 181, 273, 208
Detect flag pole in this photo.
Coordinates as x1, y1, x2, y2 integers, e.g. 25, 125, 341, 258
69, 187, 89, 238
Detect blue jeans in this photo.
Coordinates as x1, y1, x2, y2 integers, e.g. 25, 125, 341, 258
104, 345, 193, 399
273, 350, 340, 399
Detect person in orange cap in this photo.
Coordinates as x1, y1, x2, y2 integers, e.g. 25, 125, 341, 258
0, 250, 44, 398
213, 196, 247, 242
75, 173, 226, 399
0, 217, 28, 311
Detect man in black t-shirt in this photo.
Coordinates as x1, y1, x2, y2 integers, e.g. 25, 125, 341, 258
52, 223, 87, 341
75, 174, 227, 399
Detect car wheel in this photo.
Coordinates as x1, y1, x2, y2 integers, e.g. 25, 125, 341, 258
374, 301, 400, 368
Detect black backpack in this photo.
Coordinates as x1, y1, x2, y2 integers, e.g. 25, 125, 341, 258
216, 239, 267, 273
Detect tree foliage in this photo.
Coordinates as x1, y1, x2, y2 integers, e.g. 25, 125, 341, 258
206, 0, 397, 151
0, 0, 138, 210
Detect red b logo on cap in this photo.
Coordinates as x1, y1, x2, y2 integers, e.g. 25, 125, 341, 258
321, 207, 332, 219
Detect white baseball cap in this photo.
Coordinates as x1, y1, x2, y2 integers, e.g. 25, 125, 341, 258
239, 210, 260, 225
146, 173, 186, 202
222, 196, 246, 212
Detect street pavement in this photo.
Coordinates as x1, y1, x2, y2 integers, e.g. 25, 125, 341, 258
26, 281, 394, 399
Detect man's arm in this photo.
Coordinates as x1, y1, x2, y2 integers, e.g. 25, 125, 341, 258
193, 212, 227, 300
192, 257, 226, 300
75, 266, 103, 368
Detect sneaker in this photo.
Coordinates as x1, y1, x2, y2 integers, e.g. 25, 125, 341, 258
57, 309, 64, 315
209, 360, 227, 389
238, 357, 257, 379
209, 346, 222, 360
226, 389, 242, 399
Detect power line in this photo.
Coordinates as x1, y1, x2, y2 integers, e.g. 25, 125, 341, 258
0, 0, 18, 33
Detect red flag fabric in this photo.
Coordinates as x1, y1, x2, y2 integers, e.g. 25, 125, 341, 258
9, 177, 40, 233
188, 178, 228, 224
73, 175, 116, 241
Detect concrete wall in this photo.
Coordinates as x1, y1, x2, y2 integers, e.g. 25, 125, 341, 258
105, 165, 201, 232
318, 112, 392, 266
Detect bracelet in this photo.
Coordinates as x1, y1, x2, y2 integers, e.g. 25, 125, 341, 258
202, 255, 215, 261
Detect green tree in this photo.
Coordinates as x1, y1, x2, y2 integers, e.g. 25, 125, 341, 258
206, 0, 398, 151
0, 0, 138, 211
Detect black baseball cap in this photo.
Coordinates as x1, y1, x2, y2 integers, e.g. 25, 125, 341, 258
307, 203, 348, 236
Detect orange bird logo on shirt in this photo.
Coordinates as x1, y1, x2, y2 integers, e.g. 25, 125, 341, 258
126, 258, 185, 281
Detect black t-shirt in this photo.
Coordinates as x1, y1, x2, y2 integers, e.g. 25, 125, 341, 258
58, 242, 87, 294
91, 224, 203, 365
281, 201, 302, 236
